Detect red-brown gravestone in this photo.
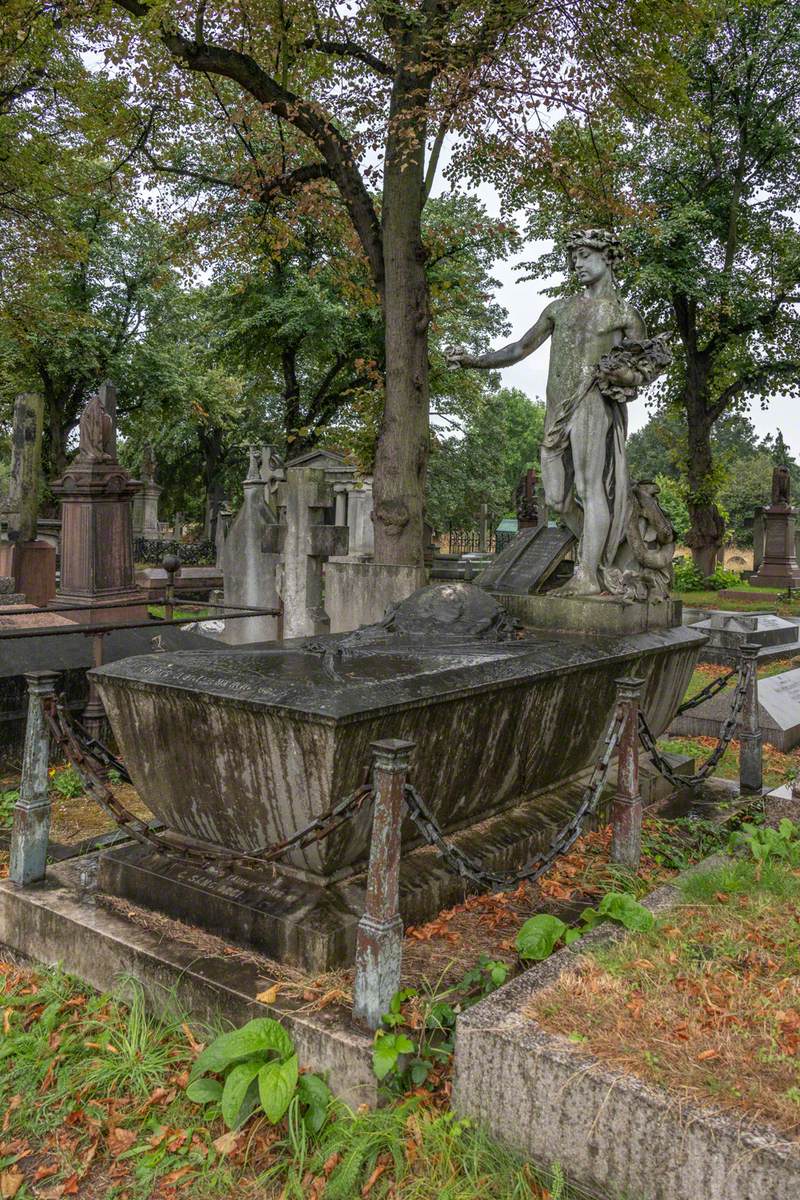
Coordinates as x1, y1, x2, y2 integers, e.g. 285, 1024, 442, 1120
51, 381, 147, 624
750, 466, 800, 590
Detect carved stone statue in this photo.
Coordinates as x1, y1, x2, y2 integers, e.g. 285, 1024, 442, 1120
141, 442, 156, 484
771, 465, 791, 508
447, 229, 674, 600
515, 468, 540, 527
76, 390, 116, 464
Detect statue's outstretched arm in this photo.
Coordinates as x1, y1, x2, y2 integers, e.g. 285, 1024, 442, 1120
447, 305, 555, 369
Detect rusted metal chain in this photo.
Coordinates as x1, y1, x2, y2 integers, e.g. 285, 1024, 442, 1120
44, 694, 371, 872
402, 704, 625, 891
638, 656, 752, 788
674, 667, 736, 714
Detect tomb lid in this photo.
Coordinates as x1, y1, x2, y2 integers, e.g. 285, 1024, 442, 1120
93, 624, 704, 722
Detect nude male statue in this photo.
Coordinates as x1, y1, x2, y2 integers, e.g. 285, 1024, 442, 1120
448, 229, 646, 596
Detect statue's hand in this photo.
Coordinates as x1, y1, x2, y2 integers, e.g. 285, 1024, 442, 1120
444, 346, 469, 371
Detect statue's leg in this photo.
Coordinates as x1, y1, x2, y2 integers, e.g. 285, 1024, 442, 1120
567, 390, 612, 595
540, 446, 582, 539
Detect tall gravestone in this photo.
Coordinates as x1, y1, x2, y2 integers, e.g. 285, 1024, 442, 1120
750, 467, 800, 589
218, 447, 281, 644
51, 381, 146, 623
279, 466, 348, 638
131, 443, 161, 540
0, 393, 56, 607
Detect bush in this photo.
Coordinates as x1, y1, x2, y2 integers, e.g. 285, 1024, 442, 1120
672, 557, 741, 592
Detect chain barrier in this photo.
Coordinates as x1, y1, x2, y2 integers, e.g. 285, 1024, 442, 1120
674, 667, 736, 715
638, 656, 752, 789
44, 694, 372, 873
402, 705, 625, 891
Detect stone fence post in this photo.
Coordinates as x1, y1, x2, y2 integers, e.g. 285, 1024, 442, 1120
739, 642, 762, 794
10, 670, 59, 886
610, 676, 644, 870
162, 553, 180, 621
353, 738, 415, 1032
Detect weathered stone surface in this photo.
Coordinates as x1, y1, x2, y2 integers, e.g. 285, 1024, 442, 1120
218, 454, 280, 644
496, 591, 681, 634
135, 566, 223, 601
454, 860, 800, 1200
671, 665, 800, 751
94, 617, 704, 878
0, 540, 55, 608
692, 610, 799, 665
0, 857, 376, 1106
325, 560, 426, 633
476, 526, 575, 595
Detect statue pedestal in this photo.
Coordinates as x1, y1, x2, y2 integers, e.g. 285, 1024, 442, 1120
51, 462, 147, 624
749, 505, 800, 589
0, 539, 56, 608
496, 591, 681, 635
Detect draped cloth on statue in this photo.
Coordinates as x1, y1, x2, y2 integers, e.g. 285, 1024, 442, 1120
540, 379, 632, 595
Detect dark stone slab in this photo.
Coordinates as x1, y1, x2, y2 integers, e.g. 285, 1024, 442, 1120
476, 526, 575, 594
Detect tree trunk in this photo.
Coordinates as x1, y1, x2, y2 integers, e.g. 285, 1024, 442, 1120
684, 403, 725, 575
372, 88, 430, 567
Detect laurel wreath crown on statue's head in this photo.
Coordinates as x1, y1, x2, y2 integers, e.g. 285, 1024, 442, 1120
565, 228, 625, 272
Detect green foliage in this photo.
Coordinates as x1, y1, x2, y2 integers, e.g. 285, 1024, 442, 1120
372, 958, 510, 1093
515, 914, 567, 962
188, 1017, 330, 1132
728, 819, 800, 869
642, 816, 728, 871
653, 474, 690, 540
49, 765, 84, 799
672, 558, 739, 592
0, 787, 18, 827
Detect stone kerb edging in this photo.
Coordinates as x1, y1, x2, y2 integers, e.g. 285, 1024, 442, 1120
453, 855, 799, 1200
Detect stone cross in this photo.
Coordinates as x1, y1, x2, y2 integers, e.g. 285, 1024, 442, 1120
6, 393, 44, 543
280, 466, 348, 638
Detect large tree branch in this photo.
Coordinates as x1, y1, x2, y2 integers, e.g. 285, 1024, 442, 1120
702, 287, 800, 358
301, 36, 392, 77
112, 0, 384, 290
259, 161, 332, 202
709, 359, 800, 422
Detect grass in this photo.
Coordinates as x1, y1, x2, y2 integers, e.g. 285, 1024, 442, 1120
525, 858, 800, 1136
673, 580, 800, 617
147, 605, 211, 622
0, 963, 591, 1200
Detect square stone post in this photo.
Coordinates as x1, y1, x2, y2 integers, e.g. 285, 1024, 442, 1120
353, 739, 415, 1032
9, 671, 59, 886
610, 677, 644, 870
82, 631, 109, 738
739, 642, 762, 794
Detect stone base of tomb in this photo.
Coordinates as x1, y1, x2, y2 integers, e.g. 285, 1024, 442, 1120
498, 591, 681, 635
0, 856, 376, 1106
325, 558, 426, 633
96, 751, 694, 973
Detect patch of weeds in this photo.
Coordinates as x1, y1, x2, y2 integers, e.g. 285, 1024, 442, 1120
373, 957, 511, 1094
48, 764, 84, 799
515, 892, 654, 962
0, 787, 18, 827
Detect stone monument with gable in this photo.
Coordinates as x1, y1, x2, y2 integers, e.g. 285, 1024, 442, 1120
131, 442, 162, 541
217, 446, 282, 644
749, 466, 800, 590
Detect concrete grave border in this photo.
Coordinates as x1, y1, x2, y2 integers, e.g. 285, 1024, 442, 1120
453, 856, 800, 1200
0, 855, 377, 1107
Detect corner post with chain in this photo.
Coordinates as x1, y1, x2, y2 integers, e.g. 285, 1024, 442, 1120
353, 738, 415, 1032
82, 629, 109, 739
10, 671, 60, 886
611, 677, 644, 870
738, 642, 762, 794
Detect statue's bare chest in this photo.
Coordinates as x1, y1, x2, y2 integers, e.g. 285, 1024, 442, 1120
555, 297, 624, 345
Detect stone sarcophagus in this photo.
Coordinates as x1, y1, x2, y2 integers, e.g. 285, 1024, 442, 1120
93, 585, 705, 968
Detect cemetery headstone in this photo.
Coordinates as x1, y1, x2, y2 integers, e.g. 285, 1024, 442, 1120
515, 468, 542, 530
131, 442, 162, 540
279, 465, 348, 638
671, 664, 800, 751
51, 382, 146, 623
0, 392, 56, 607
218, 447, 281, 644
692, 610, 800, 666
749, 466, 800, 589
476, 525, 576, 595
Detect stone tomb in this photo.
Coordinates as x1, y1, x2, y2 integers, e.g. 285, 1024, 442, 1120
691, 610, 800, 666
92, 584, 703, 970
671, 664, 800, 751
